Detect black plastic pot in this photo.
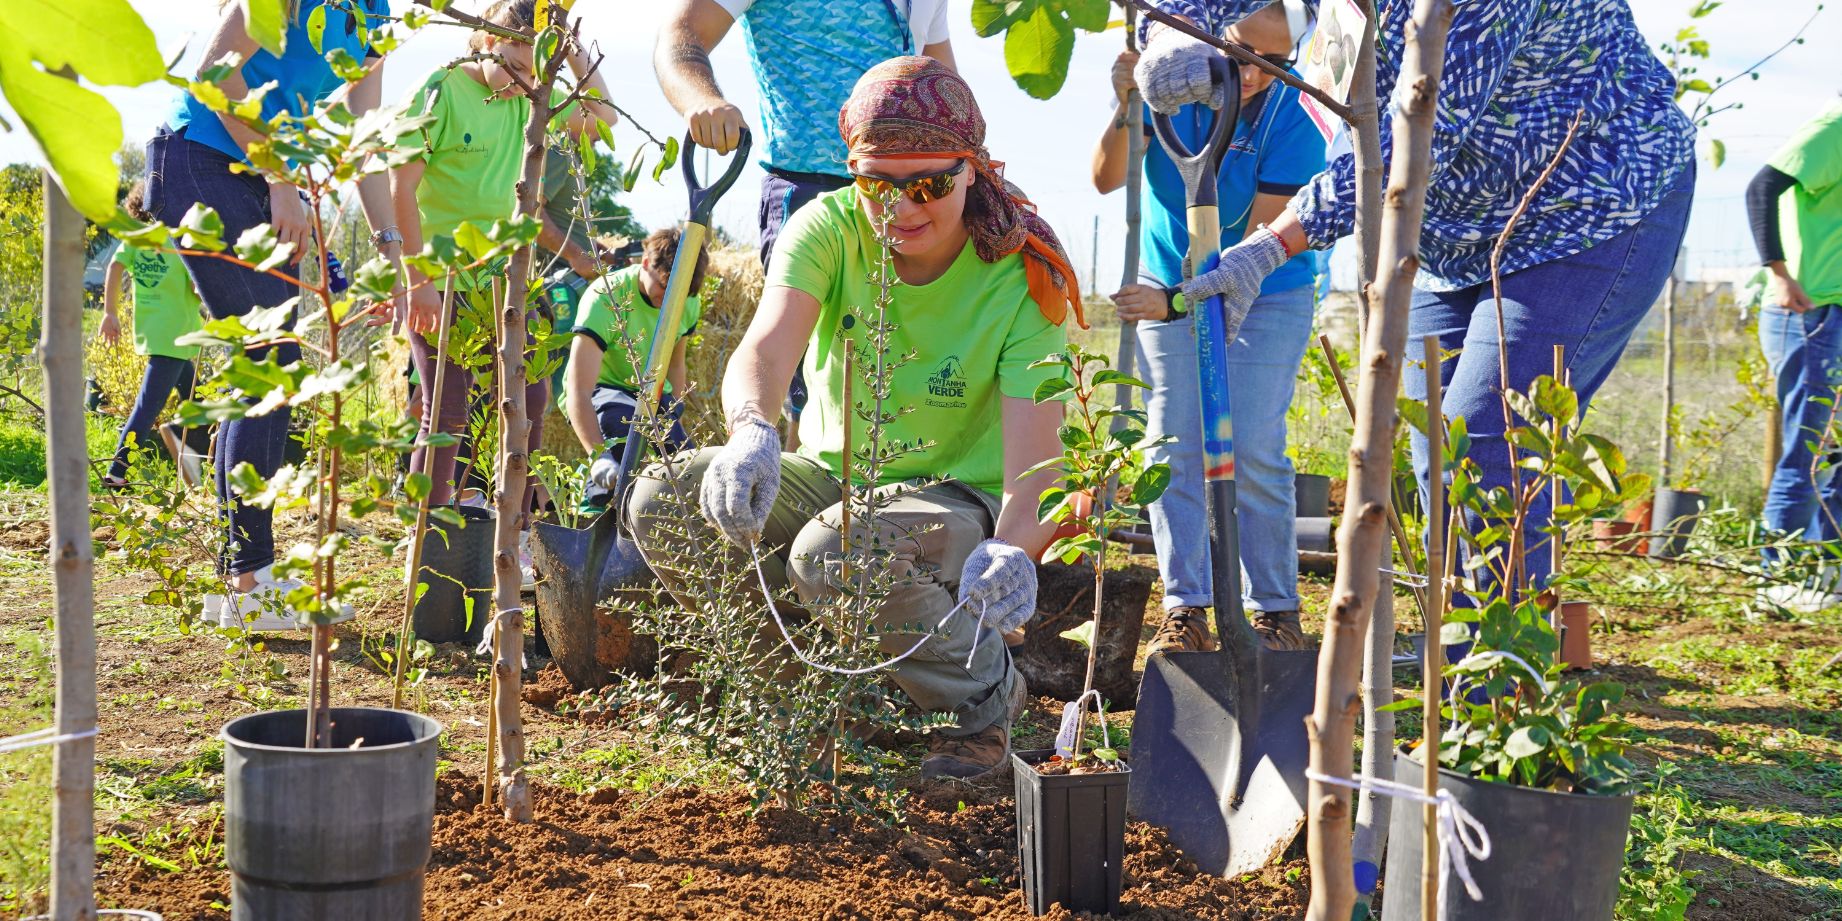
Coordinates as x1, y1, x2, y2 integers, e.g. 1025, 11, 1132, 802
1013, 749, 1130, 916
1381, 748, 1634, 921
1648, 487, 1707, 559
413, 505, 494, 645
1296, 516, 1334, 554
1295, 473, 1332, 518
222, 708, 442, 921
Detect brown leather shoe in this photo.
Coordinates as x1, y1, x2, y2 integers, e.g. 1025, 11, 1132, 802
1148, 606, 1218, 656
1252, 610, 1307, 651
920, 722, 1010, 780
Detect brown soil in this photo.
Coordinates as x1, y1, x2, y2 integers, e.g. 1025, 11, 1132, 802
101, 769, 1309, 921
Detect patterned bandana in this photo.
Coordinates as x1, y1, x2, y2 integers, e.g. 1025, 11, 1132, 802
838, 56, 1086, 328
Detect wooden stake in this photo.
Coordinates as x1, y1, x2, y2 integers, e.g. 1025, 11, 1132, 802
1320, 334, 1428, 621
1307, 3, 1454, 919
834, 347, 854, 782
394, 278, 458, 709
43, 171, 98, 921
1420, 334, 1446, 921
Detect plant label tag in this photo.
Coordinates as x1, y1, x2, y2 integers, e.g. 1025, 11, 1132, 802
1054, 701, 1080, 760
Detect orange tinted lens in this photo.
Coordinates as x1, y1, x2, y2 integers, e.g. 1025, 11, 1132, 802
907, 172, 958, 203
854, 175, 896, 199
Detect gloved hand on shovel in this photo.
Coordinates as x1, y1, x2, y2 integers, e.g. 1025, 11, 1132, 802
1180, 227, 1291, 343
589, 453, 620, 490
700, 414, 782, 547
1134, 26, 1221, 114
958, 539, 1037, 634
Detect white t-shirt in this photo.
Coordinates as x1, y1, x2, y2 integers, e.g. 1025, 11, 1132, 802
713, 0, 951, 49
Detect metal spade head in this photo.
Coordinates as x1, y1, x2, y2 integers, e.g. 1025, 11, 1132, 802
529, 513, 659, 689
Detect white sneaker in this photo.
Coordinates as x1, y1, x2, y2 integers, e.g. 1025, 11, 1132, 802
206, 565, 355, 631
1758, 581, 1842, 614
519, 530, 537, 593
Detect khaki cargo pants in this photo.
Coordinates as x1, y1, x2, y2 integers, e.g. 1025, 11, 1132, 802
627, 449, 1023, 737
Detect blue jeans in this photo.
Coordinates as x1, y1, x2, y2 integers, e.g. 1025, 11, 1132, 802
582, 386, 694, 510
1759, 303, 1842, 552
109, 355, 196, 479
146, 127, 300, 576
1405, 165, 1694, 593
1137, 284, 1317, 613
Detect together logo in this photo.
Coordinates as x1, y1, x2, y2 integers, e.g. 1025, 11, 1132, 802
925, 355, 966, 406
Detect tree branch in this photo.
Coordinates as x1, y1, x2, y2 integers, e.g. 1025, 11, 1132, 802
1120, 0, 1358, 124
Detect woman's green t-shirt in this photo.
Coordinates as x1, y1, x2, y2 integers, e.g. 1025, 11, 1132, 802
112, 246, 201, 359
768, 188, 1068, 498
569, 265, 702, 409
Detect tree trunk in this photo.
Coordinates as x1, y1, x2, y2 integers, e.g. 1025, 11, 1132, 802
1114, 10, 1146, 397
487, 79, 557, 825
1343, 1, 1396, 900
1307, 3, 1453, 920
43, 173, 98, 921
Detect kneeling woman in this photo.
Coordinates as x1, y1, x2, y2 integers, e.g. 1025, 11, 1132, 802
630, 57, 1083, 781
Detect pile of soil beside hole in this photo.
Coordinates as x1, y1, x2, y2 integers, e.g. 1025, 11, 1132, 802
101, 770, 1309, 920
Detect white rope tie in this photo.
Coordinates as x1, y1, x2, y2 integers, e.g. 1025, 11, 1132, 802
749, 543, 969, 676
1306, 767, 1492, 912
0, 726, 98, 756
474, 607, 528, 670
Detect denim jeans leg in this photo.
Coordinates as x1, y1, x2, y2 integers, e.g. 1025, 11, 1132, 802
110, 356, 194, 479
1135, 316, 1212, 610
1760, 304, 1842, 551
1407, 166, 1693, 596
147, 129, 300, 576
1225, 284, 1317, 612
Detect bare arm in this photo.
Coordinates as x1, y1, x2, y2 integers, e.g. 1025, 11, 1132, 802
538, 213, 600, 279
995, 395, 1065, 558
653, 0, 745, 153
100, 261, 126, 344
667, 339, 690, 398
347, 63, 399, 254
390, 159, 444, 334
565, 335, 607, 454
1243, 192, 1291, 240
922, 40, 956, 72
1092, 50, 1141, 194
721, 285, 819, 430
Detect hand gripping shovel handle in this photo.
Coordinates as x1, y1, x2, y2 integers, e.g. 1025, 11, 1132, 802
592, 129, 752, 554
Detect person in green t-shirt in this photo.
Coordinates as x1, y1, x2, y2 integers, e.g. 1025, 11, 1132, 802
1749, 99, 1842, 610
629, 57, 1085, 781
565, 226, 709, 510
390, 0, 616, 540
99, 181, 203, 488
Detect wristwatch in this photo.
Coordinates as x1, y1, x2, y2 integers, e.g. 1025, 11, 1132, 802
371, 227, 403, 249
1163, 286, 1188, 321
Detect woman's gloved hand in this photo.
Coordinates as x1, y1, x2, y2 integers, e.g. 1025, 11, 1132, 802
589, 454, 620, 489
1180, 227, 1291, 341
957, 539, 1037, 634
1134, 27, 1219, 114
699, 414, 782, 546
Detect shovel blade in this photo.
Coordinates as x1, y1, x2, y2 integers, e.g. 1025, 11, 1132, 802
530, 519, 659, 689
1127, 646, 1317, 878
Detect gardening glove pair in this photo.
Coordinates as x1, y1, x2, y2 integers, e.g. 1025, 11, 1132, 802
1134, 26, 1219, 114
958, 539, 1037, 635
1180, 227, 1292, 344
589, 453, 620, 490
699, 415, 782, 547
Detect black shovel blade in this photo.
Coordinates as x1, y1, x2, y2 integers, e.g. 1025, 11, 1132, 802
1127, 645, 1318, 878
529, 517, 656, 689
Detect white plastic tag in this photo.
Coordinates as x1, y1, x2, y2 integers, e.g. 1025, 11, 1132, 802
1054, 701, 1081, 760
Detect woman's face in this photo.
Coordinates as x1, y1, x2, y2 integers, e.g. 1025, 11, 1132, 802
853, 156, 973, 262
483, 34, 536, 98
1224, 16, 1295, 102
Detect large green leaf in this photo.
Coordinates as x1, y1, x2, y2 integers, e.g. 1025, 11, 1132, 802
971, 0, 1028, 38
1003, 4, 1076, 100
0, 0, 165, 222
242, 0, 288, 56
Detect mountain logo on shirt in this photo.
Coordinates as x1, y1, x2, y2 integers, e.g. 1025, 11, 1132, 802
926, 355, 966, 404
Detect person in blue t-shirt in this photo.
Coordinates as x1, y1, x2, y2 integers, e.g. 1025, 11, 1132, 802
145, 0, 399, 628
1093, 1, 1325, 654
652, 0, 954, 449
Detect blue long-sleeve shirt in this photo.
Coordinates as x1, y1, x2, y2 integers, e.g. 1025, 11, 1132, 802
1150, 0, 1695, 291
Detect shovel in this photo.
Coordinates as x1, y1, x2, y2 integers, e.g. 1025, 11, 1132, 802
531, 129, 751, 688
1126, 57, 1318, 878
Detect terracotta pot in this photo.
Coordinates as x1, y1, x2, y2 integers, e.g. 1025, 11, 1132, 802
1589, 519, 1642, 554
1557, 600, 1593, 670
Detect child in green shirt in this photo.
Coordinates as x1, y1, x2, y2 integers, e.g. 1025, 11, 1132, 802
390, 0, 617, 583
99, 181, 203, 488
563, 227, 708, 510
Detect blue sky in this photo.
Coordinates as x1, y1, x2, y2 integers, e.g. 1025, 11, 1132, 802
2, 0, 1834, 287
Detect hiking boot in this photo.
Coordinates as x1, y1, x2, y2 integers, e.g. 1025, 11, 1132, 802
1147, 606, 1217, 656
920, 722, 1010, 780
1252, 610, 1307, 651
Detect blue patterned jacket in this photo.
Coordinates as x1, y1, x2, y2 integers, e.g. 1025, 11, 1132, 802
1151, 0, 1695, 291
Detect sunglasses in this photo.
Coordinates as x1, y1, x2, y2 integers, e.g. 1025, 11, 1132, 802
1228, 41, 1296, 71
850, 161, 967, 204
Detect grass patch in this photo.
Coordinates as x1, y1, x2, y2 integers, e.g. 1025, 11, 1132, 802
0, 627, 53, 915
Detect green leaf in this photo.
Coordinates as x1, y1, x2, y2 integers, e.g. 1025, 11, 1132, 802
1065, 0, 1111, 32
1130, 463, 1171, 506
1058, 620, 1096, 650
654, 136, 680, 183
1091, 369, 1149, 390
1033, 376, 1075, 403
970, 0, 1027, 37
1003, 3, 1076, 100
1439, 621, 1473, 646
241, 0, 288, 56
306, 3, 327, 54
1504, 725, 1550, 760
1036, 487, 1069, 523
1709, 137, 1726, 169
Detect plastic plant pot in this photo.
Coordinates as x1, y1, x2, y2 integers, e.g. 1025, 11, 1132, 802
412, 505, 494, 645
1295, 473, 1332, 519
1557, 600, 1593, 671
1648, 487, 1708, 559
1013, 749, 1130, 916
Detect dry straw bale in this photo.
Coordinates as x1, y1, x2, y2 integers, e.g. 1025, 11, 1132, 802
681, 245, 763, 443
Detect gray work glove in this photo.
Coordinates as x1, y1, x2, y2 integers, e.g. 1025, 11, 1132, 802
958, 539, 1037, 634
699, 415, 781, 546
1180, 227, 1291, 343
589, 454, 619, 489
1134, 26, 1218, 114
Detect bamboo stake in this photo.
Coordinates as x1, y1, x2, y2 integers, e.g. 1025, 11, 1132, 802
1114, 4, 1145, 391
394, 278, 458, 708
1420, 334, 1446, 921
1307, 3, 1454, 919
1319, 334, 1427, 620
834, 348, 853, 782
43, 171, 97, 921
